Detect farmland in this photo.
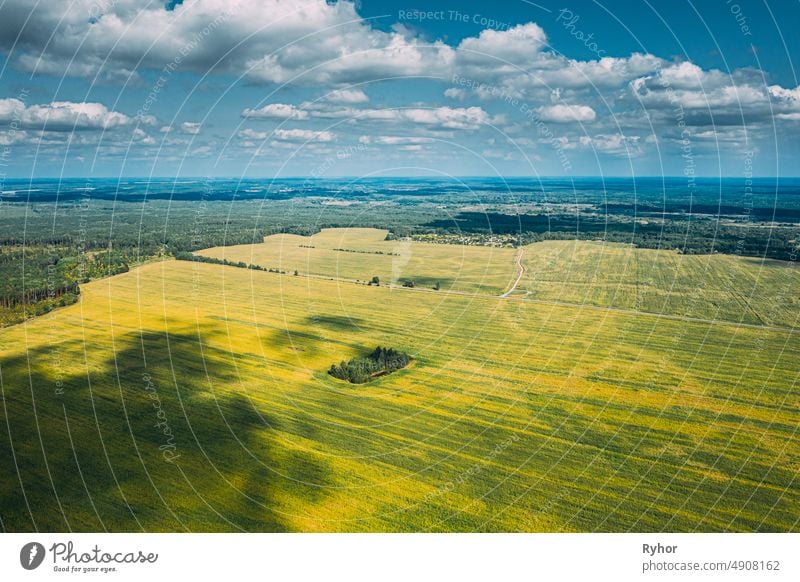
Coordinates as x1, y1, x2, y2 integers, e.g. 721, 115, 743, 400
1, 228, 797, 532
196, 228, 518, 295
515, 240, 800, 327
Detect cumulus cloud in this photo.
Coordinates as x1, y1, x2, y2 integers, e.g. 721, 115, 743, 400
769, 85, 800, 120
324, 89, 369, 104
358, 135, 436, 145
0, 99, 133, 130
628, 65, 800, 127
180, 122, 202, 134
132, 127, 156, 145
242, 103, 310, 120
239, 128, 269, 140
0, 0, 455, 85
240, 102, 494, 131
253, 104, 494, 130
457, 23, 547, 69
4, 0, 797, 131
0, 129, 29, 145
0, 2, 658, 94
451, 21, 663, 95
1, 0, 797, 170
397, 106, 492, 130
273, 128, 334, 142
769, 85, 800, 103
536, 104, 597, 123
579, 134, 641, 155
239, 127, 334, 143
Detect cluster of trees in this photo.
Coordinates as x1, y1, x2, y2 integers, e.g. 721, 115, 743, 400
0, 244, 128, 326
0, 248, 84, 312
328, 346, 411, 384
0, 290, 80, 327
0, 281, 80, 308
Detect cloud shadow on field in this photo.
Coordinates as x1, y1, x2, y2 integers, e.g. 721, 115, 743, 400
304, 314, 365, 331
0, 327, 332, 532
396, 276, 456, 289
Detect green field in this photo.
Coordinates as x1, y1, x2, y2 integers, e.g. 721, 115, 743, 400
196, 228, 518, 295
515, 240, 800, 327
0, 229, 798, 532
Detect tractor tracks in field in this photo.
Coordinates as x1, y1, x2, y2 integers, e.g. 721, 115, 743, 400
181, 257, 800, 337
506, 295, 800, 335
500, 248, 526, 298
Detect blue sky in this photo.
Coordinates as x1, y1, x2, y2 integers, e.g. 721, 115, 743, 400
0, 0, 797, 178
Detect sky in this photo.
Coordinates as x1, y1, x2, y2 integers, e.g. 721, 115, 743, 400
0, 0, 798, 179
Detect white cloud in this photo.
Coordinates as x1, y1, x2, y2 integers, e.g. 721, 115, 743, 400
0, 2, 657, 94
239, 128, 269, 140
1, 1, 797, 170
0, 129, 29, 145
359, 136, 436, 145
452, 21, 663, 94
579, 134, 641, 155
0, 99, 133, 130
444, 88, 468, 100
769, 85, 800, 103
312, 105, 493, 130
242, 103, 494, 130
239, 127, 335, 144
0, 0, 454, 85
324, 89, 369, 104
400, 107, 491, 130
180, 122, 202, 135
191, 145, 213, 157
769, 85, 800, 121
536, 104, 597, 123
657, 61, 706, 89
132, 127, 156, 145
242, 103, 310, 120
273, 128, 334, 142
457, 23, 547, 67
627, 65, 800, 127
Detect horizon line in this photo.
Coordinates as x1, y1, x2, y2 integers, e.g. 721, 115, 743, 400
3, 175, 798, 181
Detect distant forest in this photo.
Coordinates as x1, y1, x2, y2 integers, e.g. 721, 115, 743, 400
425, 211, 800, 260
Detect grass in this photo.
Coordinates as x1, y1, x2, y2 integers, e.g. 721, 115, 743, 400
0, 230, 798, 532
195, 228, 518, 295
516, 239, 800, 327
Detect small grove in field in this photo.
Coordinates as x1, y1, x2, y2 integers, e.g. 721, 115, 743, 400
328, 347, 411, 384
